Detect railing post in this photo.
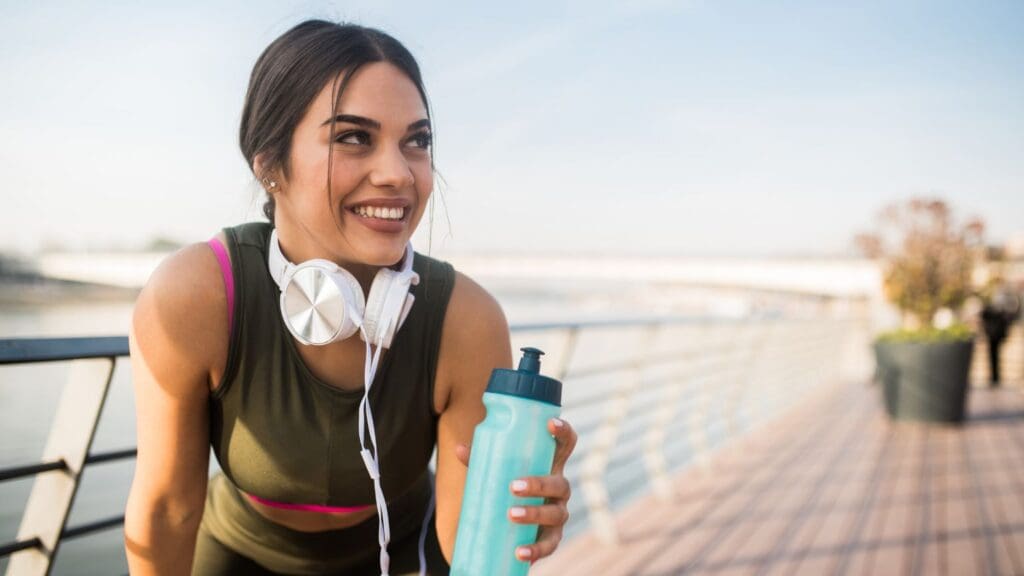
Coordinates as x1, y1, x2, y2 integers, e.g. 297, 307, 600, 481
687, 321, 730, 473
642, 324, 686, 501
579, 326, 655, 545
550, 327, 579, 382
7, 358, 115, 576
725, 321, 771, 439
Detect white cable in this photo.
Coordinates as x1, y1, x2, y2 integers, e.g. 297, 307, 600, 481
357, 311, 392, 576
355, 294, 430, 576
417, 484, 436, 576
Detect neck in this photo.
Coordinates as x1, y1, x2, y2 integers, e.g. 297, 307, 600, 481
272, 222, 401, 297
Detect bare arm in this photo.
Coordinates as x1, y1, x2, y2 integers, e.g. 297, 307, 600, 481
433, 272, 514, 563
124, 242, 229, 575
432, 271, 578, 565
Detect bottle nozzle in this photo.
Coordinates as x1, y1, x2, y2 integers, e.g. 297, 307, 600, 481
518, 347, 544, 374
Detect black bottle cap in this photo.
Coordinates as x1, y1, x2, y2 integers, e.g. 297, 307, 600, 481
486, 347, 562, 406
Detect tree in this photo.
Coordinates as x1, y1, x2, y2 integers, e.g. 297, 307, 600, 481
855, 198, 985, 329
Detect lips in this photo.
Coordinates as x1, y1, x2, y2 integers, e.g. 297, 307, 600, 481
342, 198, 412, 233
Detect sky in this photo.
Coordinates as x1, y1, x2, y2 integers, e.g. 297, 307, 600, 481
0, 0, 1022, 257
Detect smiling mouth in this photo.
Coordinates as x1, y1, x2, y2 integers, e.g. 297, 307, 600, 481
348, 205, 407, 221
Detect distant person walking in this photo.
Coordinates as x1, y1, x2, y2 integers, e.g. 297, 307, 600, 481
981, 281, 1021, 386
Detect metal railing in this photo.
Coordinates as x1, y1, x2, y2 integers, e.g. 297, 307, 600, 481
508, 314, 863, 543
0, 337, 130, 574
0, 311, 866, 574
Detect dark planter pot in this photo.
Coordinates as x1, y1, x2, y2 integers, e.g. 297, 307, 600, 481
873, 339, 973, 423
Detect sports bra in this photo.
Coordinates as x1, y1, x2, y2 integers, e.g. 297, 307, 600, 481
205, 222, 455, 509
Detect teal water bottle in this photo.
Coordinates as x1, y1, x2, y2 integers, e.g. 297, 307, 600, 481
450, 347, 563, 576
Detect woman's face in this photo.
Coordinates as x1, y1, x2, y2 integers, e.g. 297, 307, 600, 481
270, 61, 433, 269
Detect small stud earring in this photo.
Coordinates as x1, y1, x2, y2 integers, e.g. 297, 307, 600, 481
261, 177, 278, 191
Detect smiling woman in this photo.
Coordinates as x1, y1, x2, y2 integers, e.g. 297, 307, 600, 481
122, 19, 576, 576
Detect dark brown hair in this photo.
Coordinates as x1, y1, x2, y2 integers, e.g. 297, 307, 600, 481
239, 20, 432, 225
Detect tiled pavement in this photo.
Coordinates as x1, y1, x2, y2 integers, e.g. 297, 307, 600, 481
533, 383, 1024, 575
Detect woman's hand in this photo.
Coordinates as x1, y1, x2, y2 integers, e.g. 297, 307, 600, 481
455, 417, 578, 564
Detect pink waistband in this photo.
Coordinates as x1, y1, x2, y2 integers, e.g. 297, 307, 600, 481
246, 493, 373, 514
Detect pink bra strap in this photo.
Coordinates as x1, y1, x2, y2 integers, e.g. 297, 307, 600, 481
246, 492, 373, 514
207, 237, 235, 333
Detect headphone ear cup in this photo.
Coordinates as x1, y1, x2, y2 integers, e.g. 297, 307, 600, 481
362, 269, 393, 346
363, 268, 412, 348
332, 266, 367, 338
279, 260, 365, 345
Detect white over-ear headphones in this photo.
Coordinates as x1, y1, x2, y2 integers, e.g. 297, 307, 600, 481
267, 229, 420, 348
267, 228, 424, 575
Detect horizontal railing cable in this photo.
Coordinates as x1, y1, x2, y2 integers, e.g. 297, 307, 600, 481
0, 459, 67, 483
0, 537, 42, 558
60, 515, 126, 541
85, 448, 137, 466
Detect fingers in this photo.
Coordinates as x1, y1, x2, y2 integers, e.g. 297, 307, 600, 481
548, 418, 577, 475
515, 526, 563, 562
504, 420, 575, 563
510, 475, 571, 500
508, 502, 569, 526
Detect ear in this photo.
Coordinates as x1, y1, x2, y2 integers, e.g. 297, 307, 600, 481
253, 154, 283, 192
253, 152, 267, 181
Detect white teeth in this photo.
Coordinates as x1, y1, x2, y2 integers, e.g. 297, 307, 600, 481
353, 205, 405, 221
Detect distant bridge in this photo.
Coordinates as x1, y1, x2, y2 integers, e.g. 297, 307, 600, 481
33, 251, 883, 297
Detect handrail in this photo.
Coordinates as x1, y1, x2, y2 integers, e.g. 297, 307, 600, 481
0, 336, 128, 364
0, 311, 864, 572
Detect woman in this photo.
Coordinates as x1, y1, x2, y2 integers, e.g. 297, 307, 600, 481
124, 20, 575, 575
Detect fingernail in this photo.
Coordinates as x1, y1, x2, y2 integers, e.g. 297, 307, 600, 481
511, 480, 528, 493
509, 506, 526, 518
517, 547, 533, 560
552, 418, 565, 428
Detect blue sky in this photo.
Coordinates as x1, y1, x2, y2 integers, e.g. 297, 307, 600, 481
1, 1, 1021, 256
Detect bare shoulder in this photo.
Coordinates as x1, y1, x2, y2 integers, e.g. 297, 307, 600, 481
125, 238, 226, 548
131, 234, 231, 392
444, 271, 509, 343
434, 271, 513, 412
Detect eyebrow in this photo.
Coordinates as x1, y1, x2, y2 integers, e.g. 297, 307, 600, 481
321, 114, 431, 132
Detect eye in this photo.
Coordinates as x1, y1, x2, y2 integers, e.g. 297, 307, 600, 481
335, 130, 370, 146
407, 131, 433, 151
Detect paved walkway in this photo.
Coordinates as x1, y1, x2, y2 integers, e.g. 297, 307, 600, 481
534, 383, 1024, 575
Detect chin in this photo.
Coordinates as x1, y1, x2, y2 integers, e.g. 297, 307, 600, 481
359, 244, 409, 268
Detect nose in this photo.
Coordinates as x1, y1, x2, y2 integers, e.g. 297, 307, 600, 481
368, 144, 415, 189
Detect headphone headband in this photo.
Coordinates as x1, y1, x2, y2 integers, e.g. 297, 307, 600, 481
268, 230, 417, 289
267, 229, 418, 348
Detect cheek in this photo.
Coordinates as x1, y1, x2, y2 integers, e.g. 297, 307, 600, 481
413, 162, 433, 198
288, 146, 329, 192
409, 180, 432, 226
327, 155, 366, 187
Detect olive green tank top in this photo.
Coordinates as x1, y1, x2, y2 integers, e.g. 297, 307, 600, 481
210, 222, 455, 507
